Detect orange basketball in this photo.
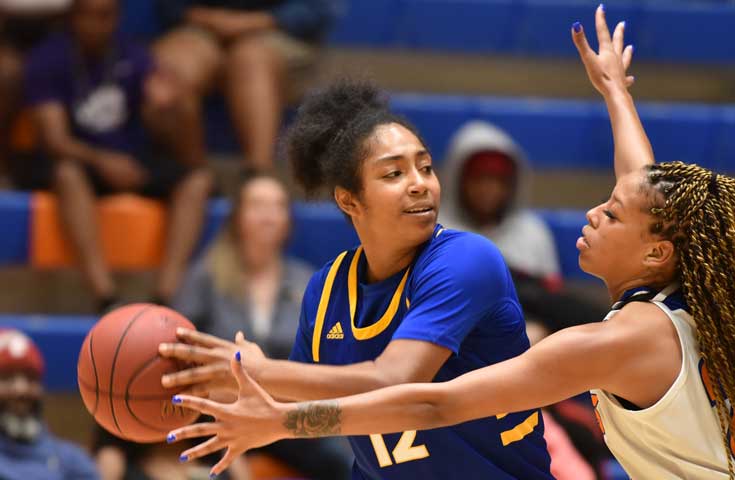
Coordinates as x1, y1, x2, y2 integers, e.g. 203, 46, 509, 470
77, 303, 199, 443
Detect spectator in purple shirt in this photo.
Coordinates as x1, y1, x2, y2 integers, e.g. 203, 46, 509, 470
25, 0, 214, 311
0, 0, 70, 185
154, 0, 336, 171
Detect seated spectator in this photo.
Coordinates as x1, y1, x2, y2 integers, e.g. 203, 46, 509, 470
0, 0, 70, 185
174, 172, 352, 479
24, 0, 214, 311
154, 0, 336, 171
0, 328, 99, 479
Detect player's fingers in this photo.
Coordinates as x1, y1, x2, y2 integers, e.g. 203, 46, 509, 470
210, 447, 243, 478
595, 4, 611, 49
162, 363, 228, 389
167, 421, 222, 443
231, 351, 268, 399
179, 385, 210, 398
571, 22, 595, 62
622, 44, 634, 71
234, 330, 246, 345
158, 342, 223, 364
231, 352, 250, 396
625, 75, 635, 87
180, 435, 226, 463
176, 327, 234, 349
172, 394, 223, 417
612, 21, 625, 54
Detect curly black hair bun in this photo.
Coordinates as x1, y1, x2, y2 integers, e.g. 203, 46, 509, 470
286, 78, 419, 196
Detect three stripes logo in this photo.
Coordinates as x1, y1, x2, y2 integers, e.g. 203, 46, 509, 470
326, 322, 344, 340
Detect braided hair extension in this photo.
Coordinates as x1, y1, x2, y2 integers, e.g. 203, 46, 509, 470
646, 161, 735, 476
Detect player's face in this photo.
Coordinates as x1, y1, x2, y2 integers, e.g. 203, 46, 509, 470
578, 171, 668, 284
353, 123, 440, 247
237, 177, 290, 250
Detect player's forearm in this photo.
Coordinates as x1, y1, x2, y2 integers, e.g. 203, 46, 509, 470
604, 88, 655, 179
252, 358, 402, 401
275, 382, 454, 439
46, 137, 103, 166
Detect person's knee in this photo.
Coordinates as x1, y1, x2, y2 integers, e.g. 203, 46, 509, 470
228, 35, 280, 72
154, 30, 221, 94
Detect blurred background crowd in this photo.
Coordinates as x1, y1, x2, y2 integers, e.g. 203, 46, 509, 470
1, 0, 734, 479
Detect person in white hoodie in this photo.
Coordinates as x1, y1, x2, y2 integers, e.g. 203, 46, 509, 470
441, 120, 562, 291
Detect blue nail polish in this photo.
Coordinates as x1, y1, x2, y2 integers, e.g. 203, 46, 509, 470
599, 3, 605, 12
572, 21, 582, 33
179, 454, 188, 463
166, 433, 176, 443
209, 473, 218, 479
172, 395, 182, 404
235, 351, 241, 362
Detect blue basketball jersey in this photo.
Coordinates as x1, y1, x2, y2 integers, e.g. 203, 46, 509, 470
290, 225, 552, 479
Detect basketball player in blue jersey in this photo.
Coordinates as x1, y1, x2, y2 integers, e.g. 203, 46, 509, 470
159, 81, 552, 478
166, 6, 735, 480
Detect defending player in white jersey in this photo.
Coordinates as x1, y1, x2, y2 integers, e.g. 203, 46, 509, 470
164, 6, 735, 479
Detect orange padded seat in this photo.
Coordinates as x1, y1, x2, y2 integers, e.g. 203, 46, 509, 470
30, 192, 167, 270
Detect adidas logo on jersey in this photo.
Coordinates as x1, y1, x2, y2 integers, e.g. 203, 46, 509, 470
326, 322, 344, 340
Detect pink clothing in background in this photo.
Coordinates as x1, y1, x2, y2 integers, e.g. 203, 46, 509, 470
543, 410, 596, 480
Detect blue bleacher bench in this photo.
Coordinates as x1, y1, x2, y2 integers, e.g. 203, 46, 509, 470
122, 0, 735, 64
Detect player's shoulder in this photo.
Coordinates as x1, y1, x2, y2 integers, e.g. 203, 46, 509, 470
420, 226, 504, 267
304, 247, 358, 295
604, 301, 676, 349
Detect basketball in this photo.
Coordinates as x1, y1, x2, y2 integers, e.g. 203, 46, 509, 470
77, 303, 199, 443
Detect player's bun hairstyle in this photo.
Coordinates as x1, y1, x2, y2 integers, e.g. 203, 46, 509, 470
286, 79, 425, 196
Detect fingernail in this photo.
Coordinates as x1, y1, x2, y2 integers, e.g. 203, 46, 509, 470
166, 433, 176, 443
630, 44, 635, 53
209, 474, 218, 479
599, 3, 605, 12
172, 395, 182, 404
235, 351, 241, 362
572, 21, 582, 33
621, 20, 626, 28
179, 454, 188, 463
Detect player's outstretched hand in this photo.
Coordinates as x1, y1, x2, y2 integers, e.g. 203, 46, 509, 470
167, 352, 286, 478
159, 329, 266, 403
572, 5, 634, 97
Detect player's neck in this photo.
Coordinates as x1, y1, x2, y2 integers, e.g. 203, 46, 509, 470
361, 243, 417, 283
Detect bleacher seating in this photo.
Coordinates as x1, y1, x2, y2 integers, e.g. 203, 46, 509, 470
121, 0, 735, 64
0, 192, 591, 281
204, 93, 735, 172
114, 0, 735, 167
329, 1, 735, 64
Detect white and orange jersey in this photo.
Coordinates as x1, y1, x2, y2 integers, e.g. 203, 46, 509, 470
590, 284, 733, 479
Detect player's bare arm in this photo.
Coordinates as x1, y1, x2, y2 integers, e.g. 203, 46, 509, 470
572, 5, 654, 179
160, 328, 451, 401
167, 301, 679, 477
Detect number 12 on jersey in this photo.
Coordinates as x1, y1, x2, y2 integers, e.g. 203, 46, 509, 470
369, 431, 430, 467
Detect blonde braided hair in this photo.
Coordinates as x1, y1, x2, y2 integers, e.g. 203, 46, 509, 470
647, 161, 735, 477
